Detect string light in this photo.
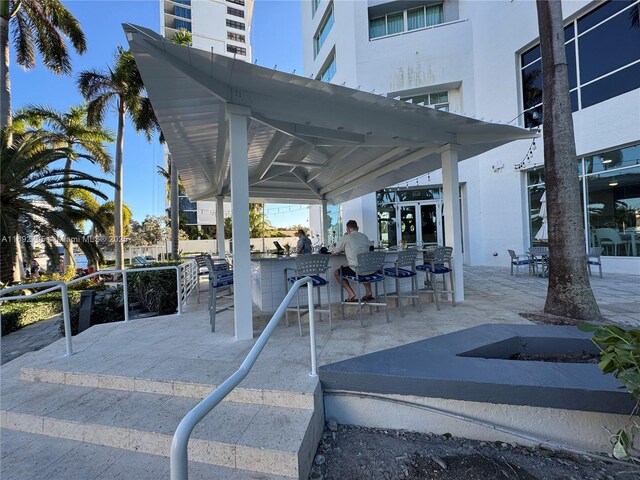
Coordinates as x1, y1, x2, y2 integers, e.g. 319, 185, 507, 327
514, 136, 540, 171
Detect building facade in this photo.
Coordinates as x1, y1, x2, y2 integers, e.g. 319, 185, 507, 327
302, 0, 640, 274
160, 0, 254, 236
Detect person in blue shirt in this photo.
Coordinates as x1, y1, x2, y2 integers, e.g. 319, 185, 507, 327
296, 229, 312, 254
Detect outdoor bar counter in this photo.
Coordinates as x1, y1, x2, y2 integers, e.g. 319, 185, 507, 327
250, 251, 419, 313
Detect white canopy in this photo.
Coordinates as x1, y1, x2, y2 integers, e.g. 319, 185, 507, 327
124, 24, 536, 206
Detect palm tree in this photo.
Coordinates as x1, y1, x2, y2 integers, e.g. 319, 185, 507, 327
0, 0, 86, 133
0, 129, 114, 283
77, 46, 160, 271
535, 0, 601, 321
13, 104, 114, 268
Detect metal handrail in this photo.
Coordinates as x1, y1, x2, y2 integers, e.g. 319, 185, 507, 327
0, 260, 198, 356
170, 276, 319, 480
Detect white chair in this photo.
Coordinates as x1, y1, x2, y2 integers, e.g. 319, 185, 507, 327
594, 228, 630, 256
284, 254, 332, 335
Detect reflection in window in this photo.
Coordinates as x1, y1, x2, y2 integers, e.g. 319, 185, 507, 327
327, 204, 342, 246
519, 0, 640, 128
314, 3, 334, 57
526, 143, 640, 256
319, 52, 336, 82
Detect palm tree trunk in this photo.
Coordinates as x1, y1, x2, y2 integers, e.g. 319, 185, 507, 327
0, 9, 11, 135
536, 0, 601, 321
62, 158, 76, 272
1, 213, 18, 283
114, 103, 125, 270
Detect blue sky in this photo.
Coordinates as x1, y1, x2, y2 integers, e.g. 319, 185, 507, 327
11, 0, 306, 227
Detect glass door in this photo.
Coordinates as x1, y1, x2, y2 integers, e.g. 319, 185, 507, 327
398, 204, 418, 245
420, 203, 439, 245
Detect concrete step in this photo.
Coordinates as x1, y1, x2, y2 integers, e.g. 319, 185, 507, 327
20, 365, 316, 409
1, 428, 292, 480
1, 380, 323, 478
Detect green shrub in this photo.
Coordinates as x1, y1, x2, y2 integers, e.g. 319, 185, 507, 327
128, 261, 181, 315
1, 292, 81, 336
579, 324, 640, 460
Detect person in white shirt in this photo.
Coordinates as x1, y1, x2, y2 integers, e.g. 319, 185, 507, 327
331, 220, 374, 302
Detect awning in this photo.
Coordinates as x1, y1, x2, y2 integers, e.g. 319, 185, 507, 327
124, 24, 536, 206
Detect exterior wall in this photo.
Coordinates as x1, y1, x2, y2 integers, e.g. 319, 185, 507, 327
301, 0, 640, 273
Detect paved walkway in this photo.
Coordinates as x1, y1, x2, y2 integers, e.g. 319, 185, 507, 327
2, 266, 638, 366
1, 315, 62, 365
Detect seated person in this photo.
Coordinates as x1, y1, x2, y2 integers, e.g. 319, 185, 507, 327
330, 220, 374, 302
296, 229, 312, 254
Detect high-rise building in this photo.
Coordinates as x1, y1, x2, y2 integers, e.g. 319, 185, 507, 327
160, 0, 254, 237
302, 0, 640, 274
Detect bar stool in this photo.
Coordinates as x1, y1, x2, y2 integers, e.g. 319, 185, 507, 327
205, 257, 233, 332
416, 246, 455, 311
284, 254, 332, 335
340, 251, 389, 327
383, 249, 421, 317
195, 254, 211, 303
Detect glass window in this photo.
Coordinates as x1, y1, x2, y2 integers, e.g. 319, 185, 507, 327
227, 7, 244, 18
227, 32, 245, 43
227, 0, 244, 5
314, 4, 334, 57
399, 91, 449, 110
520, 1, 640, 121
174, 0, 190, 5
175, 19, 191, 32
369, 17, 386, 39
183, 211, 198, 225
179, 196, 196, 211
387, 12, 404, 35
175, 6, 191, 19
227, 45, 247, 56
319, 53, 336, 82
327, 204, 342, 246
407, 7, 425, 30
312, 0, 320, 16
425, 4, 443, 26
226, 19, 245, 30
526, 143, 640, 257
578, 6, 640, 84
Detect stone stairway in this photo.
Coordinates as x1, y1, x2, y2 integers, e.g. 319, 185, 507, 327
1, 356, 323, 479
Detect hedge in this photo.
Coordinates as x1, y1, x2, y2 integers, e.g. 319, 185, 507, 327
1, 292, 81, 336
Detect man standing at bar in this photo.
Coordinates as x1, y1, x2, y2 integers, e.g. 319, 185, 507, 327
331, 220, 373, 302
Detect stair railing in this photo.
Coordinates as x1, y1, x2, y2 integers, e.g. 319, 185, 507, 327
0, 260, 198, 356
170, 276, 319, 480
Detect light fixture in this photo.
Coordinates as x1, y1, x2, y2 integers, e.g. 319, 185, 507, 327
602, 158, 613, 164
609, 179, 618, 186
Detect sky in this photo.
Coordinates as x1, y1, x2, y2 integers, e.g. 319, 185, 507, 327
11, 0, 307, 227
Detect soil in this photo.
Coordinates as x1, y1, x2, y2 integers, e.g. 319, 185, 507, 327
508, 352, 600, 363
310, 424, 639, 480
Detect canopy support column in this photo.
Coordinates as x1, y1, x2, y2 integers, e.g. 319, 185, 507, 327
216, 195, 225, 257
441, 144, 464, 302
321, 200, 328, 247
229, 105, 253, 340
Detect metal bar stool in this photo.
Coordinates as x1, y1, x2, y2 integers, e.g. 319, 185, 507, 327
195, 254, 211, 303
416, 246, 455, 311
205, 257, 233, 332
340, 251, 389, 327
284, 254, 332, 335
383, 249, 421, 318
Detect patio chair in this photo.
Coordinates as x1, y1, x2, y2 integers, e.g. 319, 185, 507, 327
284, 254, 332, 335
507, 249, 534, 277
527, 246, 549, 276
416, 246, 455, 311
594, 228, 630, 256
205, 257, 234, 332
340, 251, 389, 327
586, 246, 603, 278
195, 254, 211, 303
383, 249, 421, 318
